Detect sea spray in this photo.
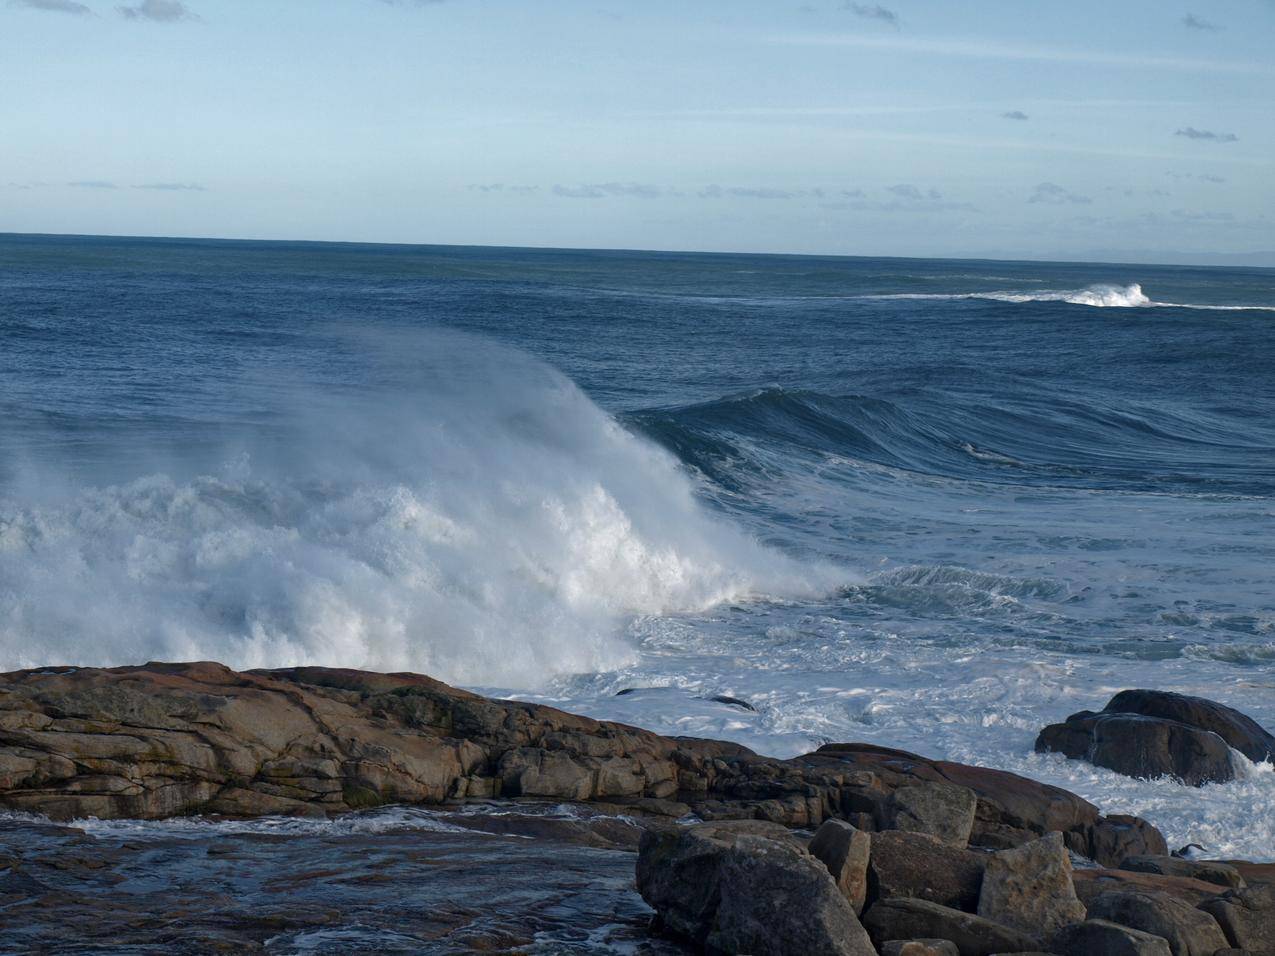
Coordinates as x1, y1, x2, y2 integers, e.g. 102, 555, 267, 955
0, 331, 828, 684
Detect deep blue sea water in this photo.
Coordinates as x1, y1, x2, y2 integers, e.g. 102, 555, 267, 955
2, 232, 1275, 857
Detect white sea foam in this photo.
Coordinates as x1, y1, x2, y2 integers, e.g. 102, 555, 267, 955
866, 282, 1275, 311
0, 331, 828, 686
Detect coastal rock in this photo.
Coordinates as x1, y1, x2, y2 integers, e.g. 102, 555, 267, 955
0, 663, 1165, 866
1119, 854, 1247, 890
1073, 868, 1225, 908
880, 941, 960, 956
1086, 889, 1229, 956
1199, 884, 1275, 953
1035, 689, 1275, 786
1050, 918, 1173, 956
867, 830, 987, 912
976, 831, 1086, 937
862, 897, 1041, 956
808, 817, 871, 914
812, 742, 1166, 865
1101, 690, 1275, 764
1035, 711, 1236, 786
884, 782, 978, 846
636, 821, 875, 955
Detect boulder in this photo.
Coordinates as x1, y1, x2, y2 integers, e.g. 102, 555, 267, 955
885, 782, 978, 847
1119, 855, 1246, 890
1199, 884, 1275, 953
1086, 889, 1229, 956
868, 830, 987, 912
808, 818, 871, 914
880, 941, 960, 956
1036, 712, 1237, 786
1051, 919, 1173, 956
811, 742, 1166, 866
636, 821, 875, 955
1073, 868, 1227, 908
862, 897, 1041, 956
1036, 689, 1275, 787
1101, 690, 1275, 764
976, 831, 1086, 937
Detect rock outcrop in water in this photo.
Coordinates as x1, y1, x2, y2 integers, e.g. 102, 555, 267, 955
1035, 689, 1275, 786
0, 661, 1164, 866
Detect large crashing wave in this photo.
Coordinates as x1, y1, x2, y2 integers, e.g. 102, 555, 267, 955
0, 331, 823, 686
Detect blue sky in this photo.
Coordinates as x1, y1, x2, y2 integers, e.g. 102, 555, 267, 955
3, 0, 1273, 261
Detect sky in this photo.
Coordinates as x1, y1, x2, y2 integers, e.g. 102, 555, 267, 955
2, 0, 1273, 262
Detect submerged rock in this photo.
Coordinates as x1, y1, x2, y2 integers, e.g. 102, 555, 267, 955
1035, 689, 1275, 786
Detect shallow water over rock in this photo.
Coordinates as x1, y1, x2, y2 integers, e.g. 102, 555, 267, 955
0, 804, 689, 954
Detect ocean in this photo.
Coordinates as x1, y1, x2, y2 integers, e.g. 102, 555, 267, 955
2, 231, 1274, 863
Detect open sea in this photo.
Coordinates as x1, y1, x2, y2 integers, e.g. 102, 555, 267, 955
2, 233, 1274, 902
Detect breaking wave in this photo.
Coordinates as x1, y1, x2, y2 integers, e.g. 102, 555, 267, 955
865, 282, 1275, 311
0, 332, 826, 686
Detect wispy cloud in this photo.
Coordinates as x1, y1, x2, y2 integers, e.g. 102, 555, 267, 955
1167, 171, 1227, 183
1175, 126, 1238, 142
1001, 110, 1029, 121
698, 185, 834, 200
133, 182, 205, 191
468, 183, 540, 195
1028, 182, 1092, 205
1182, 13, 1220, 31
12, 0, 91, 14
888, 183, 942, 201
844, 3, 898, 27
553, 182, 662, 199
776, 33, 1273, 75
117, 0, 197, 22
67, 180, 118, 189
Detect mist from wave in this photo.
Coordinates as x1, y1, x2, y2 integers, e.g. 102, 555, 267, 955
0, 330, 833, 686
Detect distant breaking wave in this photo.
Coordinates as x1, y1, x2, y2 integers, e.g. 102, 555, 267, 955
864, 283, 1275, 311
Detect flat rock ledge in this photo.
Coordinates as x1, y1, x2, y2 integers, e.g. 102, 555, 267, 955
0, 661, 1162, 867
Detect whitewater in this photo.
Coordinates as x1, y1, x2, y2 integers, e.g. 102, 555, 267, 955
2, 234, 1274, 859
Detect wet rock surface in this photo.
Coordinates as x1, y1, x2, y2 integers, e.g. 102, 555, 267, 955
1035, 689, 1275, 786
0, 803, 686, 954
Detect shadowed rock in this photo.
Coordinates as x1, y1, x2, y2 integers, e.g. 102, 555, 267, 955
868, 830, 987, 912
1086, 889, 1228, 956
862, 897, 1041, 956
1036, 690, 1274, 786
1051, 918, 1173, 956
1199, 884, 1275, 953
884, 782, 978, 846
636, 821, 875, 955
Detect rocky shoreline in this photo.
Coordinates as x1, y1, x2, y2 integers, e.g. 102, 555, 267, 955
2, 662, 1272, 954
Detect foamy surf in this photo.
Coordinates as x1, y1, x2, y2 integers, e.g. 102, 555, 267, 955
0, 331, 832, 687
866, 282, 1275, 311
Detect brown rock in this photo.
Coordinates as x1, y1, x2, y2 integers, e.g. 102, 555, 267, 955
976, 831, 1086, 937
1086, 889, 1229, 956
868, 830, 987, 912
1073, 868, 1225, 908
1199, 884, 1275, 953
1119, 854, 1246, 890
809, 818, 871, 914
885, 782, 978, 847
862, 897, 1041, 956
